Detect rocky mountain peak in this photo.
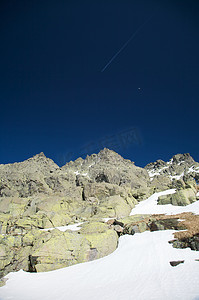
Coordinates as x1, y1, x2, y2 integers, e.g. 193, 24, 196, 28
31, 152, 46, 160
145, 159, 167, 171
171, 153, 194, 165
0, 152, 61, 198
15, 152, 59, 174
61, 148, 148, 189
97, 148, 124, 162
145, 153, 199, 189
62, 148, 130, 172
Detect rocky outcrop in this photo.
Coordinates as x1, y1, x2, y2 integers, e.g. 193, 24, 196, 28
145, 153, 199, 186
169, 260, 184, 267
0, 153, 60, 197
167, 212, 199, 251
79, 222, 118, 259
169, 234, 199, 251
106, 214, 187, 236
0, 221, 119, 278
158, 188, 197, 206
31, 230, 91, 272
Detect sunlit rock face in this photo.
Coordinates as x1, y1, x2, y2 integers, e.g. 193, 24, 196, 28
0, 149, 198, 283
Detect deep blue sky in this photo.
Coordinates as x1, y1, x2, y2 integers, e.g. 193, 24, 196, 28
0, 0, 199, 167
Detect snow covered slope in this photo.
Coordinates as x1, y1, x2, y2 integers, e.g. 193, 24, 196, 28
130, 189, 199, 215
0, 231, 199, 300
1, 190, 199, 300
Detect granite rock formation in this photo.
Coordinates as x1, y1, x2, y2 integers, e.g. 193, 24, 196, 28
0, 149, 198, 284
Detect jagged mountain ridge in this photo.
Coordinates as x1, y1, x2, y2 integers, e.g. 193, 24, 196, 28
0, 149, 198, 198
145, 153, 199, 180
0, 149, 151, 199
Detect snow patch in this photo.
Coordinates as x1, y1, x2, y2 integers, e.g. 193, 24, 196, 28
130, 189, 176, 215
177, 161, 185, 165
41, 223, 83, 232
148, 170, 162, 178
74, 171, 80, 175
102, 217, 115, 222
130, 189, 199, 216
88, 162, 95, 168
188, 166, 199, 174
170, 172, 184, 180
148, 166, 169, 179
167, 158, 173, 165
74, 171, 91, 179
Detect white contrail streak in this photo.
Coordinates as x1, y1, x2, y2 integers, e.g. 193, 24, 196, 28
101, 14, 154, 72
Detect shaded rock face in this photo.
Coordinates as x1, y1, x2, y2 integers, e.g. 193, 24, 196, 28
0, 149, 199, 282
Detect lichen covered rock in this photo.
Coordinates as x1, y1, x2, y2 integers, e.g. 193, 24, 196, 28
31, 230, 91, 272
158, 188, 197, 206
80, 222, 118, 259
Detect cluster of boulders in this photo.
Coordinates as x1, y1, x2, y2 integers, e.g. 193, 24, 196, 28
0, 149, 198, 285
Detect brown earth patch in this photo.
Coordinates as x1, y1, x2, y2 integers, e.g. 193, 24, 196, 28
151, 212, 199, 239
108, 212, 199, 239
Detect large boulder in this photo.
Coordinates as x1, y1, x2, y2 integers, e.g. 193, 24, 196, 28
80, 222, 118, 259
150, 175, 172, 192
31, 230, 91, 272
104, 195, 132, 218
31, 222, 118, 272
